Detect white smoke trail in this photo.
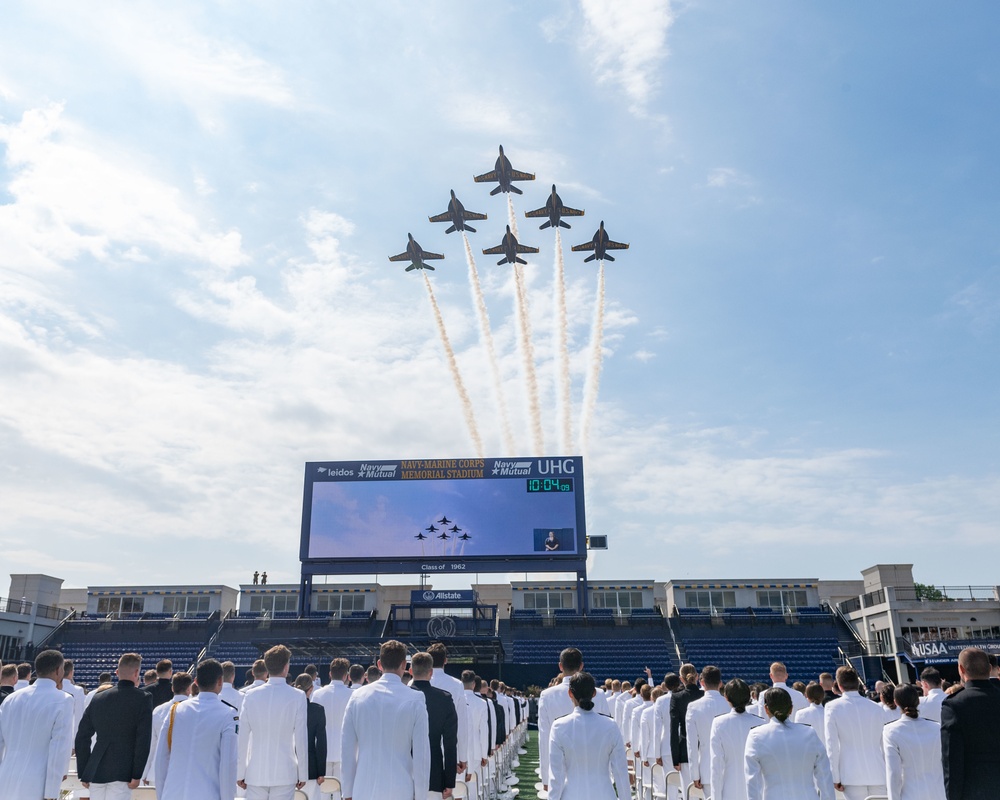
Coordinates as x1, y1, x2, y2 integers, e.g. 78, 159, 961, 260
513, 263, 545, 455
507, 194, 519, 238
463, 232, 516, 455
579, 260, 606, 456
554, 229, 572, 452
422, 273, 484, 457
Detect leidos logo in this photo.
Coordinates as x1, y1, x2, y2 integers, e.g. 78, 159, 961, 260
538, 459, 576, 475
491, 461, 531, 476
358, 464, 398, 478
317, 467, 354, 477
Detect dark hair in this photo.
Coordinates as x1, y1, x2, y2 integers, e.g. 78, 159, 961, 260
569, 671, 597, 711
804, 683, 825, 705
263, 645, 291, 675
156, 659, 173, 676
379, 640, 407, 671
763, 687, 793, 723
461, 669, 476, 686
700, 665, 722, 689
410, 652, 434, 678
171, 672, 194, 694
880, 684, 896, 709
894, 684, 920, 719
559, 647, 583, 673
293, 673, 314, 693
349, 664, 365, 682
34, 649, 64, 678
196, 659, 224, 689
304, 664, 318, 677
664, 673, 682, 692
723, 678, 751, 713
920, 667, 942, 687
329, 658, 350, 681
836, 666, 861, 692
428, 642, 448, 668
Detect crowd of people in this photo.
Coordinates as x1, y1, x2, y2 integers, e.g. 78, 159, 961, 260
1, 642, 999, 799
0, 641, 529, 800
537, 646, 1000, 800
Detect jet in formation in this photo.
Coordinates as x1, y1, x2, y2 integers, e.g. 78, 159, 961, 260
458, 532, 472, 541
389, 234, 445, 271
448, 525, 462, 534
525, 185, 584, 230
483, 226, 540, 266
437, 531, 450, 540
437, 516, 453, 525
425, 524, 439, 533
572, 221, 629, 262
429, 191, 487, 234
474, 145, 535, 196
414, 532, 427, 541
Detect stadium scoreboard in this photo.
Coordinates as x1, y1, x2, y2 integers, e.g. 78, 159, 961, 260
299, 456, 587, 575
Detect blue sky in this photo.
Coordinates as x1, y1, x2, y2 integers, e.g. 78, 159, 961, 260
1, 1, 997, 591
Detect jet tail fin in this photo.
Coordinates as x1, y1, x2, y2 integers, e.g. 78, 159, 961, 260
497, 257, 507, 266
604, 254, 615, 262
464, 224, 476, 233
584, 253, 597, 263
539, 221, 551, 230
516, 256, 527, 265
405, 264, 417, 271
490, 186, 502, 196
559, 220, 571, 229
511, 185, 523, 195
445, 224, 456, 234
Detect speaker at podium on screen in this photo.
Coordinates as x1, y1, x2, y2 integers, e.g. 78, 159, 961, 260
533, 528, 573, 552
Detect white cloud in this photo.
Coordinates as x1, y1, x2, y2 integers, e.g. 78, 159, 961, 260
632, 349, 656, 362
705, 167, 748, 188
578, 0, 674, 114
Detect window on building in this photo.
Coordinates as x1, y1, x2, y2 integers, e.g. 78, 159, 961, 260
591, 590, 644, 613
314, 593, 368, 616
162, 596, 211, 617
248, 594, 298, 614
755, 590, 808, 609
683, 591, 736, 611
95, 597, 145, 615
522, 591, 575, 613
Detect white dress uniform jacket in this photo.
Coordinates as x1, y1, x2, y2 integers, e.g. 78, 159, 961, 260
0, 677, 75, 800
62, 679, 86, 732
685, 689, 732, 788
639, 702, 657, 765
340, 672, 430, 800
744, 717, 835, 800
592, 688, 610, 715
431, 668, 469, 765
219, 683, 244, 716
824, 691, 887, 788
144, 694, 190, 784
538, 676, 574, 786
237, 677, 308, 789
631, 699, 651, 756
793, 703, 826, 748
622, 695, 645, 746
239, 679, 265, 694
547, 707, 630, 800
755, 683, 808, 718
154, 691, 238, 800
651, 690, 673, 762
311, 681, 351, 775
709, 709, 761, 800
612, 691, 630, 734
881, 715, 946, 800
917, 688, 944, 723
465, 689, 489, 769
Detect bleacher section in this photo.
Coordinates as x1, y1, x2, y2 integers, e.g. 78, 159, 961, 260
681, 636, 841, 684
510, 637, 675, 682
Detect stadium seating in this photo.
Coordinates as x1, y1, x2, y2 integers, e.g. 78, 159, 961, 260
509, 638, 675, 682
680, 636, 841, 684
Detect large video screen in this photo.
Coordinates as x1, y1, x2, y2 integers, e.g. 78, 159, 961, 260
299, 457, 586, 575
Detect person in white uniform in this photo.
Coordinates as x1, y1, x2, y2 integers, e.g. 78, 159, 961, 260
744, 687, 835, 800
340, 639, 430, 800
547, 672, 631, 800
709, 678, 762, 800
462, 670, 489, 783
824, 666, 887, 800
755, 663, 808, 718
154, 659, 239, 800
142, 672, 193, 786
685, 665, 732, 796
917, 667, 945, 723
881, 684, 945, 800
237, 645, 308, 800
793, 683, 827, 748
61, 659, 87, 733
538, 647, 587, 792
219, 662, 244, 716
0, 649, 74, 800
311, 657, 352, 780
239, 660, 267, 695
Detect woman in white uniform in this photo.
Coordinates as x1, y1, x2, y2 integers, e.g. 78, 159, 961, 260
710, 678, 762, 800
882, 684, 946, 800
744, 687, 835, 800
547, 672, 631, 800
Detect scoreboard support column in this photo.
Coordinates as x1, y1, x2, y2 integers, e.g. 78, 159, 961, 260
577, 568, 589, 614
298, 572, 313, 617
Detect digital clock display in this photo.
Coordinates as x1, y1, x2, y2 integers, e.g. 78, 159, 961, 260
526, 478, 574, 493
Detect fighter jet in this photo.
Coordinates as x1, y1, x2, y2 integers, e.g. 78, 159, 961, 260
448, 525, 462, 534
458, 532, 472, 541
525, 185, 585, 230
571, 221, 629, 262
437, 531, 451, 540
474, 145, 535, 196
425, 524, 439, 533
483, 226, 540, 266
414, 532, 428, 541
388, 234, 445, 271
429, 191, 487, 234
437, 516, 453, 525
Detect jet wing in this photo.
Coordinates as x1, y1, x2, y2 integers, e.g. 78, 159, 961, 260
462, 210, 488, 221
524, 207, 548, 218
604, 240, 629, 250
473, 170, 499, 184
571, 241, 596, 252
482, 244, 505, 255
388, 252, 411, 261
510, 169, 535, 181
428, 211, 452, 223
515, 243, 540, 254
558, 205, 585, 217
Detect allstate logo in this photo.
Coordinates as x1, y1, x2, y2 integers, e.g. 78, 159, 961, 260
427, 616, 456, 638
423, 591, 436, 602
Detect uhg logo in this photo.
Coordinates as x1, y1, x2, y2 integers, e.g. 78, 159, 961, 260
538, 459, 576, 475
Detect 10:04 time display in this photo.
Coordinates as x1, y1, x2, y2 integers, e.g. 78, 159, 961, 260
526, 478, 574, 493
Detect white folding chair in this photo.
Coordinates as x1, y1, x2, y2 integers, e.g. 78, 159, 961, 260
61, 775, 86, 793
863, 796, 889, 800
453, 780, 470, 798
650, 763, 668, 800
131, 788, 158, 799
293, 791, 309, 800
318, 776, 343, 799
665, 768, 683, 800
68, 755, 77, 774
684, 783, 707, 800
